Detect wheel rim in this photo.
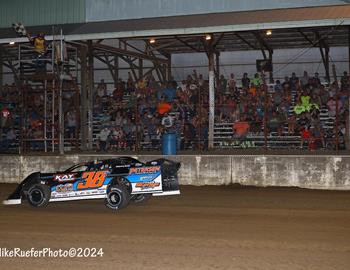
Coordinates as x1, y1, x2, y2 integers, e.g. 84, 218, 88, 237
30, 189, 44, 204
108, 191, 121, 206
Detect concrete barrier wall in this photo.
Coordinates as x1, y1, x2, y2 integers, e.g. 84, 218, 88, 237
1, 155, 350, 190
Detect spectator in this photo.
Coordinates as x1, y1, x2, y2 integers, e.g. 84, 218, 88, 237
289, 72, 299, 90
0, 128, 16, 151
327, 97, 337, 117
97, 126, 110, 151
268, 111, 284, 136
66, 109, 77, 140
233, 117, 250, 138
96, 79, 107, 97
251, 73, 262, 87
241, 73, 250, 88
300, 71, 309, 88
341, 71, 350, 91
161, 113, 174, 131
27, 32, 48, 72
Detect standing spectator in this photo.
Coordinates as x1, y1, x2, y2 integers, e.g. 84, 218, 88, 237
96, 79, 107, 97
66, 109, 77, 140
97, 126, 110, 151
300, 71, 309, 88
218, 75, 227, 94
182, 122, 196, 149
27, 32, 48, 72
341, 71, 350, 91
251, 73, 262, 87
311, 72, 321, 87
241, 73, 250, 88
327, 97, 337, 117
289, 72, 299, 91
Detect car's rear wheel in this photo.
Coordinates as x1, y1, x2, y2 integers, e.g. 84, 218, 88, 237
105, 183, 130, 211
27, 184, 51, 207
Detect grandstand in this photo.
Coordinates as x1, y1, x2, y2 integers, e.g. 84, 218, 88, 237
0, 1, 349, 154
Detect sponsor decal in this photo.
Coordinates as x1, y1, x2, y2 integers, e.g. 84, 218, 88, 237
54, 174, 76, 182
129, 166, 160, 174
135, 182, 160, 189
56, 183, 73, 193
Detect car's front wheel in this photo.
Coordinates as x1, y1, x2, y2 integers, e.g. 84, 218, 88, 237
26, 184, 51, 207
105, 183, 130, 210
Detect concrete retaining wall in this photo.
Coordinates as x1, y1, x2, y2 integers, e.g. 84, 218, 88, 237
1, 155, 350, 190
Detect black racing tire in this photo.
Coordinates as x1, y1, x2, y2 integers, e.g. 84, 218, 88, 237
131, 194, 152, 204
27, 184, 51, 207
105, 183, 130, 211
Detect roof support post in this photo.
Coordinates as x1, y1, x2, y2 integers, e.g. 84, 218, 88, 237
114, 56, 119, 88
167, 55, 172, 81
87, 40, 94, 150
268, 50, 274, 84
208, 48, 215, 150
138, 59, 143, 80
79, 45, 88, 151
0, 46, 3, 95
215, 52, 220, 85
348, 26, 350, 74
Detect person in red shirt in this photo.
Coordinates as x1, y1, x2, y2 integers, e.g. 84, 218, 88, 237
233, 117, 250, 138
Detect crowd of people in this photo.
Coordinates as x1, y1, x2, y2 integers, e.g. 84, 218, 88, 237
0, 68, 349, 152
93, 69, 349, 151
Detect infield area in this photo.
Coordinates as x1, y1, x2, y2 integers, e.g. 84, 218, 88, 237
0, 184, 349, 270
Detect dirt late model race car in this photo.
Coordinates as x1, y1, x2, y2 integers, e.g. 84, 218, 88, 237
3, 157, 181, 211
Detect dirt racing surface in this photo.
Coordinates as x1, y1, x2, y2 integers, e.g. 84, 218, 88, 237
0, 184, 349, 270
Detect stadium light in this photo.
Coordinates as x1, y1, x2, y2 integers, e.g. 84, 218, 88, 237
149, 38, 156, 44
266, 30, 272, 36
205, 34, 212, 41
9, 41, 15, 45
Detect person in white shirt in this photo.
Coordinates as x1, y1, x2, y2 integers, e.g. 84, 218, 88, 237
97, 126, 110, 151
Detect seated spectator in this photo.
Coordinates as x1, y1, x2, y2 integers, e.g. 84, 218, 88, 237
161, 113, 174, 131
97, 126, 110, 151
233, 117, 250, 138
268, 111, 284, 136
0, 128, 16, 151
109, 126, 126, 150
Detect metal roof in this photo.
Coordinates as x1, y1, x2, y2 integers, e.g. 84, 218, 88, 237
0, 5, 349, 55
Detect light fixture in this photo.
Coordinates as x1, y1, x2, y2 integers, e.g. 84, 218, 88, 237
149, 38, 156, 44
266, 30, 272, 36
205, 34, 212, 41
9, 41, 15, 45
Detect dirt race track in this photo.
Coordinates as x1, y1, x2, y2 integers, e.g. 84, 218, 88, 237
0, 184, 349, 270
